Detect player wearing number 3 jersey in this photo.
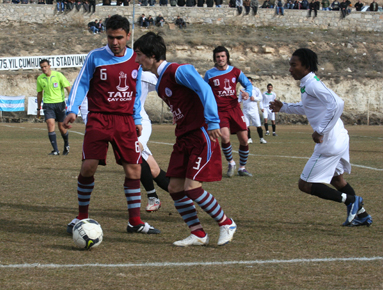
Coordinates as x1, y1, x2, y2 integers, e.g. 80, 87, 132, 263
64, 15, 160, 236
134, 32, 237, 247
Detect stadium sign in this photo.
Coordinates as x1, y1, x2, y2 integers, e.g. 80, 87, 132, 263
0, 54, 88, 71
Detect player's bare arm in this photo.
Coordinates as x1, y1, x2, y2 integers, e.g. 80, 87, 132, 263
269, 99, 283, 112
136, 124, 142, 137
312, 131, 323, 143
208, 128, 222, 142
63, 113, 77, 129
240, 89, 249, 100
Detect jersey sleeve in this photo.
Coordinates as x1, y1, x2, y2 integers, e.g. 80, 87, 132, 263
66, 52, 96, 115
307, 83, 344, 135
238, 72, 252, 97
59, 73, 71, 88
36, 77, 43, 93
175, 65, 220, 131
133, 67, 142, 125
280, 101, 306, 115
252, 88, 263, 102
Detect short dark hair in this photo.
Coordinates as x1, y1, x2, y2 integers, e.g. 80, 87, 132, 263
292, 48, 318, 73
267, 83, 273, 87
213, 46, 231, 65
248, 76, 253, 81
134, 32, 166, 62
106, 14, 130, 34
40, 59, 49, 65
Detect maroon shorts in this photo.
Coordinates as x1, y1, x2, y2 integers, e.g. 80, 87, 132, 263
82, 112, 141, 165
219, 105, 247, 134
167, 127, 222, 182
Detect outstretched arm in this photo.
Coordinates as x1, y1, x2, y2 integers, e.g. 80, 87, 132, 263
269, 99, 283, 112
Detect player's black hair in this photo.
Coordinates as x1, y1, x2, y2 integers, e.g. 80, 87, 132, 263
213, 46, 231, 65
105, 14, 130, 34
248, 77, 253, 81
40, 59, 49, 65
292, 48, 318, 73
267, 83, 273, 87
134, 32, 166, 62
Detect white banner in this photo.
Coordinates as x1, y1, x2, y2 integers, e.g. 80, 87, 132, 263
27, 97, 44, 116
0, 54, 87, 71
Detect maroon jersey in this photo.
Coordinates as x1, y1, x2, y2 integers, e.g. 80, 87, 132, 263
204, 66, 243, 112
67, 46, 142, 121
156, 63, 207, 137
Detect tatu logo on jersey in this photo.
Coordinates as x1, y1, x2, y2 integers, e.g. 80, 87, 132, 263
169, 104, 184, 123
214, 78, 236, 97
107, 71, 134, 102
301, 87, 306, 94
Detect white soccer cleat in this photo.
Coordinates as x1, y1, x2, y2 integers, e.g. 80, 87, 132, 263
265, 131, 270, 136
218, 219, 237, 246
260, 138, 267, 144
173, 234, 209, 247
146, 197, 161, 212
248, 138, 253, 144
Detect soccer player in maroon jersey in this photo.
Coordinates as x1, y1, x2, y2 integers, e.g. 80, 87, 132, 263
204, 46, 254, 177
64, 15, 160, 235
134, 32, 237, 247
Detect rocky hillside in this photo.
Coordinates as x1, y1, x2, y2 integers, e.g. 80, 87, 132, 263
1, 23, 382, 124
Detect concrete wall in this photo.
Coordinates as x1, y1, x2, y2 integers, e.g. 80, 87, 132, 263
1, 3, 383, 32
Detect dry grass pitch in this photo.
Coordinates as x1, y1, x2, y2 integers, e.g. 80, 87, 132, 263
0, 123, 382, 289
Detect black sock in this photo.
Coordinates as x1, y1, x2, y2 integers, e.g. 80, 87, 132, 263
272, 124, 276, 133
48, 132, 59, 152
61, 132, 69, 147
264, 123, 269, 132
247, 127, 251, 139
140, 159, 158, 198
310, 183, 344, 203
257, 127, 263, 138
153, 169, 169, 192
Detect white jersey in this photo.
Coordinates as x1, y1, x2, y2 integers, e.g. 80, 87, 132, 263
140, 71, 158, 122
239, 86, 262, 127
280, 72, 350, 183
261, 91, 277, 110
239, 86, 262, 112
138, 71, 158, 161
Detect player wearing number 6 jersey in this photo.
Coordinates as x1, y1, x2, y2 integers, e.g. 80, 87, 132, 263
64, 15, 160, 235
134, 32, 237, 247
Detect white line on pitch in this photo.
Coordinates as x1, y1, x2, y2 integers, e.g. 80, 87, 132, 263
1, 256, 382, 269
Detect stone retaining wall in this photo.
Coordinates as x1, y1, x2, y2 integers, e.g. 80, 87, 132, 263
1, 3, 383, 31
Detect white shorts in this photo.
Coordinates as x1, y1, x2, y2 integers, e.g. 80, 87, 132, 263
300, 143, 351, 184
243, 109, 261, 127
138, 119, 152, 161
262, 108, 275, 121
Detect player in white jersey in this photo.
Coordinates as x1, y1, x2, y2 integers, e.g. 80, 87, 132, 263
238, 77, 267, 144
80, 71, 169, 212
261, 84, 277, 136
270, 48, 372, 227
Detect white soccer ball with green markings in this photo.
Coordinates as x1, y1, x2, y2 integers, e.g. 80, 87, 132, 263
72, 219, 103, 250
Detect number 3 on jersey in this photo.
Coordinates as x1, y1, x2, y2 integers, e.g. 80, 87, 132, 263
193, 157, 202, 170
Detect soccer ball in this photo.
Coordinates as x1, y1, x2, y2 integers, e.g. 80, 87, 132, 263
72, 219, 103, 250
